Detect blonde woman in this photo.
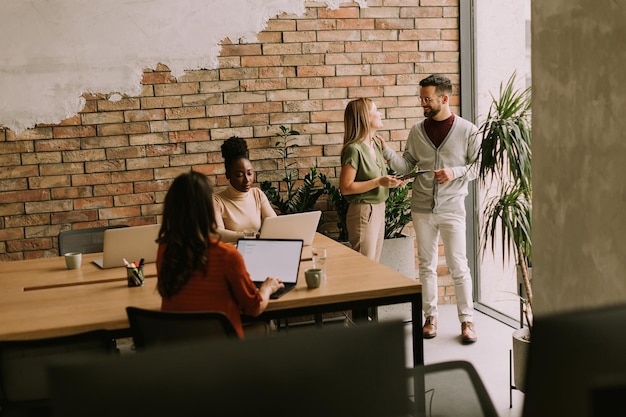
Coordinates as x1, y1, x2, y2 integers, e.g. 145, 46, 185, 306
339, 98, 406, 262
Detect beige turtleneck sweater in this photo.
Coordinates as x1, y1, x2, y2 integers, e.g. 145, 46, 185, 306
213, 185, 276, 243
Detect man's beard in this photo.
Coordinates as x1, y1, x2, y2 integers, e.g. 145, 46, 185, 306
423, 106, 440, 119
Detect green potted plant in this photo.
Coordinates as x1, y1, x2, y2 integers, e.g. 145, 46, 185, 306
477, 72, 532, 391
380, 169, 414, 278
320, 168, 413, 242
320, 167, 414, 278
319, 174, 349, 242
260, 126, 325, 214
384, 172, 412, 239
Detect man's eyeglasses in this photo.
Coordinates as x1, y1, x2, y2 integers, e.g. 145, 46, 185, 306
419, 96, 442, 104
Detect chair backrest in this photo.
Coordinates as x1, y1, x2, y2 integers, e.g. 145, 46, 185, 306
48, 320, 408, 417
410, 360, 499, 417
125, 307, 238, 351
58, 225, 128, 255
0, 329, 115, 416
522, 303, 626, 417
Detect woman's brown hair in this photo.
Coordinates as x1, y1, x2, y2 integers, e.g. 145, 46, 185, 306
157, 170, 217, 298
342, 97, 374, 149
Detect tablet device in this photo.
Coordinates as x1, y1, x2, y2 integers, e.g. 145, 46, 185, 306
398, 170, 430, 180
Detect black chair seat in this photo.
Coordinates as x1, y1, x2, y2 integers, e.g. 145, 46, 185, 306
125, 307, 238, 351
0, 329, 116, 417
409, 360, 499, 417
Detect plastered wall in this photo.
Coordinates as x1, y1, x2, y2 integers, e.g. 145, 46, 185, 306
532, 0, 626, 314
0, 0, 360, 134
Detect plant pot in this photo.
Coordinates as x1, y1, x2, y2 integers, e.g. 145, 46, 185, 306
380, 234, 415, 279
512, 327, 530, 393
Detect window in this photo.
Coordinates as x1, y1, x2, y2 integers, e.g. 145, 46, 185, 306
461, 0, 532, 326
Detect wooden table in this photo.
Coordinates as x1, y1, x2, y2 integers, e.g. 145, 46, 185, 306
0, 233, 423, 364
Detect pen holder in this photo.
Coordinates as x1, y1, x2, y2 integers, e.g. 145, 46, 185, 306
126, 265, 144, 287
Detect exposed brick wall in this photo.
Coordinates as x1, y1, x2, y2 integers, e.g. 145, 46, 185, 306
0, 0, 461, 262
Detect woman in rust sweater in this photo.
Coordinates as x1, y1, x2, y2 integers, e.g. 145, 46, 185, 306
156, 170, 283, 339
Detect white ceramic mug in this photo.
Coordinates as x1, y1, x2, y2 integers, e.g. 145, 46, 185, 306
64, 252, 82, 270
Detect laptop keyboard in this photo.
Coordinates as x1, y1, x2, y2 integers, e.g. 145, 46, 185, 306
254, 282, 295, 299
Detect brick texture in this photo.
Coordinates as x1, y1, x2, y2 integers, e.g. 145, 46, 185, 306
0, 0, 461, 297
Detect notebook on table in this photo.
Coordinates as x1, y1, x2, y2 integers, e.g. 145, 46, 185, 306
92, 224, 160, 269
236, 238, 304, 299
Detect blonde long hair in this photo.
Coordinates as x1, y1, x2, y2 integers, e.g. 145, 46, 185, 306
342, 98, 374, 148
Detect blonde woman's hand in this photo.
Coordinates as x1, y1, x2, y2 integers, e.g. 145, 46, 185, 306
379, 175, 407, 188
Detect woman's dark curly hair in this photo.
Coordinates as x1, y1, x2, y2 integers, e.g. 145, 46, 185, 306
221, 136, 249, 175
157, 170, 217, 298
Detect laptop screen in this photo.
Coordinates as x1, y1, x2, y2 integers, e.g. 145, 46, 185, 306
236, 239, 303, 284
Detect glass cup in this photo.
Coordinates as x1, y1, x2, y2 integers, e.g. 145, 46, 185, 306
242, 229, 258, 239
312, 247, 327, 279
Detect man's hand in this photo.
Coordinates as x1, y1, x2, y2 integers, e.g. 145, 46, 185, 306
379, 175, 408, 188
433, 168, 454, 185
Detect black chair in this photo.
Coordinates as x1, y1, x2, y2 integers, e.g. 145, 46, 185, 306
522, 303, 626, 417
409, 360, 499, 417
125, 307, 238, 351
48, 320, 408, 417
58, 225, 128, 255
0, 329, 116, 417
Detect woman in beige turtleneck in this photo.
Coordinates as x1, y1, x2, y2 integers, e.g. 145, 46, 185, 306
213, 136, 276, 243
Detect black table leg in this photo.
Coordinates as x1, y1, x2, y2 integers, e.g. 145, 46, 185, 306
412, 296, 424, 366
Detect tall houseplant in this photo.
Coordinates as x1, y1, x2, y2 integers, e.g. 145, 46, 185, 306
384, 172, 412, 239
320, 167, 415, 278
380, 173, 415, 279
477, 74, 531, 392
319, 174, 349, 241
260, 126, 325, 214
320, 168, 413, 243
478, 72, 533, 329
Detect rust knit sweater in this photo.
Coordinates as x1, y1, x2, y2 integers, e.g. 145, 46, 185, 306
158, 238, 263, 339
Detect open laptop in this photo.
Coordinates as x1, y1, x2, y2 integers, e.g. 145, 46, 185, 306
258, 211, 321, 260
259, 210, 321, 246
92, 224, 160, 269
236, 238, 303, 299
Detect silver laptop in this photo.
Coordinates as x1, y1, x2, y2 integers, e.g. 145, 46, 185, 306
236, 238, 303, 299
92, 224, 160, 269
258, 210, 321, 246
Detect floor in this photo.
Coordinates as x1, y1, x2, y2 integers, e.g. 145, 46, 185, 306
378, 303, 525, 417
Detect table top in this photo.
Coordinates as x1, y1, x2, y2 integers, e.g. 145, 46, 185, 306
0, 233, 420, 340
